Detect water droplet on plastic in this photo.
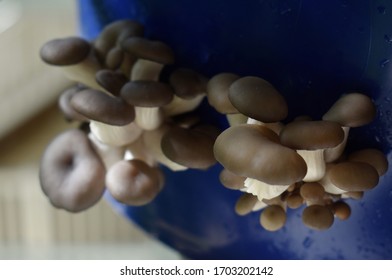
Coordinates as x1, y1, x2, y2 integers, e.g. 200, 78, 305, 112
378, 6, 387, 14
380, 59, 390, 67
302, 237, 313, 248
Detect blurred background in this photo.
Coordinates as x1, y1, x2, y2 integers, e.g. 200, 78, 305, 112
0, 0, 180, 259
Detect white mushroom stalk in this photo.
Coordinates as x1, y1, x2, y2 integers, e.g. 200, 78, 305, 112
90, 121, 142, 147
162, 94, 205, 116
243, 177, 290, 201
324, 126, 350, 163
246, 118, 284, 135
124, 133, 156, 166
134, 106, 164, 131
88, 133, 125, 169
297, 149, 326, 182
317, 164, 346, 195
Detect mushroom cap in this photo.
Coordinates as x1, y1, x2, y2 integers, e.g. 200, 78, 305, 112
300, 182, 325, 203
58, 85, 89, 122
105, 159, 163, 206
40, 37, 91, 66
214, 124, 307, 185
348, 148, 388, 176
280, 120, 345, 150
228, 76, 288, 122
219, 168, 246, 190
169, 68, 208, 99
94, 20, 144, 60
121, 81, 174, 107
235, 193, 259, 216
322, 93, 376, 127
122, 37, 174, 64
207, 73, 240, 114
260, 205, 287, 231
286, 193, 304, 209
302, 205, 334, 230
161, 125, 219, 169
95, 69, 128, 96
70, 88, 135, 125
39, 129, 106, 212
105, 46, 124, 69
332, 201, 351, 220
328, 162, 379, 192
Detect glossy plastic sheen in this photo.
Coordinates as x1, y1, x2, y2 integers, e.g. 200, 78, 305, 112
79, 0, 392, 259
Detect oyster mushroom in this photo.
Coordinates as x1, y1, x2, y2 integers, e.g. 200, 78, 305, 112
280, 120, 345, 182
39, 129, 106, 212
302, 204, 334, 230
260, 205, 287, 231
322, 93, 376, 162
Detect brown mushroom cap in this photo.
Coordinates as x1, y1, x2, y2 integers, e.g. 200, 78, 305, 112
58, 85, 89, 122
39, 129, 106, 212
105, 159, 163, 206
95, 69, 129, 96
260, 205, 287, 231
332, 201, 351, 220
228, 76, 288, 122
121, 81, 174, 107
280, 120, 345, 150
235, 193, 259, 216
219, 168, 246, 190
94, 20, 144, 60
40, 37, 91, 66
161, 125, 218, 169
328, 162, 379, 192
302, 205, 334, 230
169, 68, 208, 99
214, 124, 307, 185
122, 37, 174, 64
348, 148, 388, 176
70, 88, 135, 125
207, 73, 240, 114
286, 193, 304, 209
300, 182, 325, 203
322, 93, 376, 127
105, 46, 124, 69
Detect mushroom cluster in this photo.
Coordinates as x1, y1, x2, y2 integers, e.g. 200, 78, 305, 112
39, 20, 219, 212
210, 75, 388, 231
39, 19, 388, 234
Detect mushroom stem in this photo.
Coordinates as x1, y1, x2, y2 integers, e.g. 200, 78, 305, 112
124, 133, 156, 166
226, 113, 248, 126
243, 177, 289, 201
317, 164, 346, 194
89, 120, 142, 147
162, 94, 205, 116
134, 107, 164, 130
324, 126, 350, 163
246, 118, 284, 135
297, 149, 326, 182
131, 59, 163, 81
88, 132, 125, 169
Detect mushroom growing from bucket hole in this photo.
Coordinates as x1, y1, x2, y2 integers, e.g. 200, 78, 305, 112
40, 37, 104, 91
213, 124, 307, 200
279, 120, 345, 182
39, 129, 106, 212
322, 93, 376, 162
105, 159, 164, 206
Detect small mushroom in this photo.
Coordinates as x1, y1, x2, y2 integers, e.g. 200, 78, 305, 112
286, 193, 304, 209
299, 182, 325, 204
161, 124, 219, 169
170, 68, 207, 100
235, 193, 259, 216
280, 120, 345, 182
70, 88, 135, 126
39, 129, 106, 212
302, 205, 334, 230
207, 72, 240, 114
332, 201, 351, 220
322, 93, 376, 162
162, 94, 205, 116
228, 76, 288, 123
58, 85, 89, 122
94, 20, 144, 62
95, 69, 128, 96
348, 148, 388, 176
260, 205, 287, 231
219, 168, 246, 190
40, 37, 103, 91
105, 159, 163, 206
121, 81, 174, 107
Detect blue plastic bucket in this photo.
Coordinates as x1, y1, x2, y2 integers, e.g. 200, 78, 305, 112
78, 0, 392, 259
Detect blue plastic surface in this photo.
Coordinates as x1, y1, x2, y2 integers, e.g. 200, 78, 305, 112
79, 0, 392, 259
